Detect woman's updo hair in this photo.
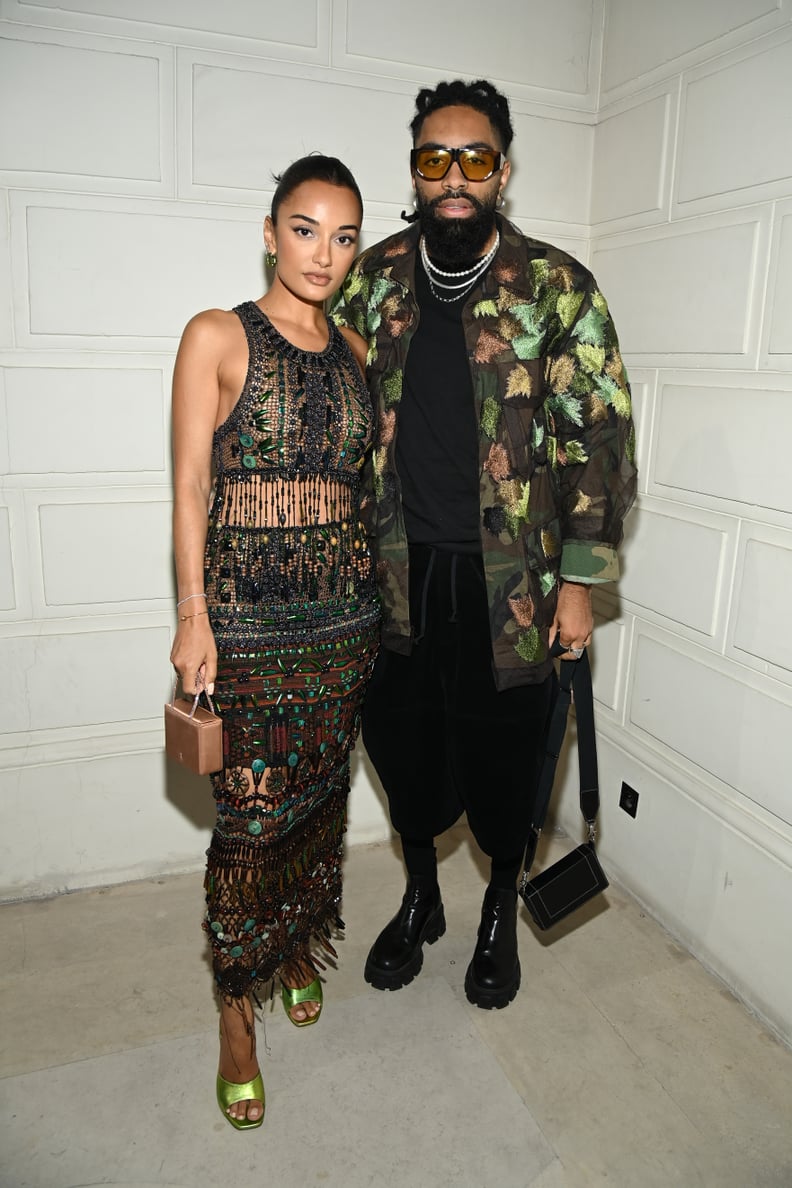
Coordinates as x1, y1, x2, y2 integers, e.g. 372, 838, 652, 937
270, 154, 363, 224
410, 79, 514, 154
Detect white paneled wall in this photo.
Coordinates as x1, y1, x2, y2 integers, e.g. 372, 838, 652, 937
617, 500, 734, 638
652, 375, 792, 518
13, 197, 269, 345
590, 209, 771, 363
766, 201, 792, 363
0, 37, 164, 181
600, 0, 787, 99
0, 0, 598, 900
729, 525, 792, 677
338, 0, 600, 107
1, 0, 790, 1041
0, 506, 14, 608
590, 89, 673, 229
4, 367, 166, 475
676, 34, 792, 211
551, 1, 792, 1041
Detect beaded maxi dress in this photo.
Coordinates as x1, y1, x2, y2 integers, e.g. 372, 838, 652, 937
203, 301, 380, 1001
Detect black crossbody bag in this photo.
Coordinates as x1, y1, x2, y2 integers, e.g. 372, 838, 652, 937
519, 644, 608, 930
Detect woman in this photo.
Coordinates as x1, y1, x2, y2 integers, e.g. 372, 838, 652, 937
170, 156, 379, 1130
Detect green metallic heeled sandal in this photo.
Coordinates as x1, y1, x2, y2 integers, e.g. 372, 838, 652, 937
281, 976, 323, 1027
216, 1070, 265, 1130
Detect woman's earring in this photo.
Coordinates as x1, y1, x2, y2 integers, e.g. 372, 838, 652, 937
265, 249, 277, 268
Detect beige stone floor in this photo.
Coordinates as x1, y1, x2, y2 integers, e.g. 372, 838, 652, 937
1, 826, 791, 1187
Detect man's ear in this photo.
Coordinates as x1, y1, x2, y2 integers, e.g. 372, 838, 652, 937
499, 157, 511, 193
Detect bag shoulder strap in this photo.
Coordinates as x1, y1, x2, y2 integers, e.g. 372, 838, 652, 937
523, 646, 599, 874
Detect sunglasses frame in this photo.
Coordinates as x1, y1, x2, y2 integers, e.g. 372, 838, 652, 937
410, 146, 504, 182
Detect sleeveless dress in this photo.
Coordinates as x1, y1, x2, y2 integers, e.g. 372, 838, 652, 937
202, 301, 380, 1001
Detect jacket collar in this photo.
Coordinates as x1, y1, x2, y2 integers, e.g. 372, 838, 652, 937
486, 216, 542, 302
357, 221, 419, 288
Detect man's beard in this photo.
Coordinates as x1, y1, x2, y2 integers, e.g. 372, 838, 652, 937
417, 189, 498, 269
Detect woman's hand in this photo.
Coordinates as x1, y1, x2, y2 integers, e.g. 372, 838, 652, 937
170, 613, 218, 695
550, 581, 593, 658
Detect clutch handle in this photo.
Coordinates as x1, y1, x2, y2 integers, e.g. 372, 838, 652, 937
171, 680, 217, 718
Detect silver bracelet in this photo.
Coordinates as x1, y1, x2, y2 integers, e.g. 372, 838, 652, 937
176, 592, 207, 609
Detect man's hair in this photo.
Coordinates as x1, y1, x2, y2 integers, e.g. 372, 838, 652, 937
271, 154, 363, 223
410, 79, 514, 154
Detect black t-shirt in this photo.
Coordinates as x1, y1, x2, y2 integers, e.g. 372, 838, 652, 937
396, 260, 483, 552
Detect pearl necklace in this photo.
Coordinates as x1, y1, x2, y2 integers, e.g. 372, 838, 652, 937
420, 232, 500, 304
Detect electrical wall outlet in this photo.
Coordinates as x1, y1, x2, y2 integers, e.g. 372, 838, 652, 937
619, 781, 639, 818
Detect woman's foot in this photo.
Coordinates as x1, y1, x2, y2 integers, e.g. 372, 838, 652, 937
218, 996, 264, 1125
281, 961, 322, 1025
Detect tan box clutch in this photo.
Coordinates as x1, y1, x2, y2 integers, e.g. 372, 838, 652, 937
164, 690, 223, 775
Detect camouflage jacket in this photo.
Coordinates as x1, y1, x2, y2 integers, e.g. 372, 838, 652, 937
331, 218, 636, 689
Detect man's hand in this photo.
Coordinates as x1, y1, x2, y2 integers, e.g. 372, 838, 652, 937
550, 581, 593, 658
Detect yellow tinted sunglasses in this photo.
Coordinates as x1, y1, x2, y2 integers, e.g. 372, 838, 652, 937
410, 146, 504, 182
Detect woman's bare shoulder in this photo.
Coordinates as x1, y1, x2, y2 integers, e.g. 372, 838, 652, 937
178, 307, 245, 359
182, 306, 241, 338
338, 324, 368, 374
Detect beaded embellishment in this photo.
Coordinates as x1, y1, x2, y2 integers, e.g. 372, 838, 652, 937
202, 302, 380, 999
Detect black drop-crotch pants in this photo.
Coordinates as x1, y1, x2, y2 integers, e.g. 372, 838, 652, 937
362, 544, 556, 860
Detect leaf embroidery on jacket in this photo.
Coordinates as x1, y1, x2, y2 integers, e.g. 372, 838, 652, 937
505, 364, 532, 399
480, 396, 500, 439
515, 625, 543, 662
572, 306, 607, 346
473, 298, 498, 319
484, 442, 511, 482
576, 342, 606, 375
546, 391, 584, 426
474, 329, 506, 364
594, 372, 631, 418
508, 592, 535, 627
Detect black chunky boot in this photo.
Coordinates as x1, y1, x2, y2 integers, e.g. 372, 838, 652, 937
464, 885, 520, 1009
364, 876, 446, 990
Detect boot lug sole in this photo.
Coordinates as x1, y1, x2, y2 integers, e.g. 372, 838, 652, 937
463, 961, 521, 1010
364, 907, 446, 991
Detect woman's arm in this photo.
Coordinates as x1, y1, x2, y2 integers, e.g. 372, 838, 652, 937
169, 310, 226, 695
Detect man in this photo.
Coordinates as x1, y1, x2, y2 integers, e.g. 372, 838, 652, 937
332, 79, 636, 1009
